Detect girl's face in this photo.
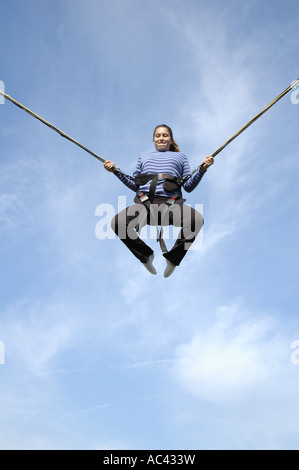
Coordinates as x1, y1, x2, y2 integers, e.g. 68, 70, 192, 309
153, 126, 172, 151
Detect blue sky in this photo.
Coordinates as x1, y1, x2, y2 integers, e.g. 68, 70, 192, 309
0, 0, 299, 450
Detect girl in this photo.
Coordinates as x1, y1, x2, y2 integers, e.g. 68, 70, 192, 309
104, 124, 214, 277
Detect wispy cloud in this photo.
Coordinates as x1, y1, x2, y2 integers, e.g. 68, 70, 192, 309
0, 192, 25, 233
173, 298, 291, 404
1, 299, 81, 375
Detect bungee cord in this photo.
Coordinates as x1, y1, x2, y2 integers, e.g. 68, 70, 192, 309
184, 78, 299, 181
0, 89, 133, 180
0, 91, 105, 162
1, 78, 298, 182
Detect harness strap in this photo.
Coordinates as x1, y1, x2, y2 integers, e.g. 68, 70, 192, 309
156, 194, 182, 253
135, 191, 182, 253
135, 173, 183, 202
134, 172, 183, 253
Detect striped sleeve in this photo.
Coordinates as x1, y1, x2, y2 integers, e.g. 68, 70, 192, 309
113, 155, 143, 192
183, 166, 206, 193
113, 170, 137, 192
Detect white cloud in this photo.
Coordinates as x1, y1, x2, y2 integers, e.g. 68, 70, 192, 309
1, 299, 82, 375
174, 299, 288, 404
0, 193, 24, 233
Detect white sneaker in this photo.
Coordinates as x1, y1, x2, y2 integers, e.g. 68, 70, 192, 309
142, 254, 157, 275
164, 259, 176, 278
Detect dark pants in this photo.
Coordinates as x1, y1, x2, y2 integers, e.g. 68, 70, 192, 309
111, 198, 204, 266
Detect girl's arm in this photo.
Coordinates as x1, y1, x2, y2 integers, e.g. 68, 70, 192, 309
103, 160, 138, 192
183, 155, 214, 193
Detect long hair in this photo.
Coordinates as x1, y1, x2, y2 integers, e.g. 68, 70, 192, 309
153, 124, 181, 152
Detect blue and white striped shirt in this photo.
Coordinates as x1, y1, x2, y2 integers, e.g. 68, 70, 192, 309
115, 150, 206, 197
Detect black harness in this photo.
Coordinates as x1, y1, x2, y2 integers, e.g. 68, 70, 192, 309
134, 173, 184, 253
